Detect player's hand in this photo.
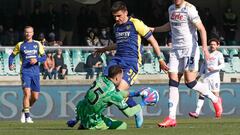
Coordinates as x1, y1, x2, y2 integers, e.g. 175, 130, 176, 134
159, 60, 169, 73
30, 58, 37, 65
66, 119, 78, 127
203, 49, 210, 60
149, 27, 155, 32
94, 48, 105, 56
9, 65, 15, 71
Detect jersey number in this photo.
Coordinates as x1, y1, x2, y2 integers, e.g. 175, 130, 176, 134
186, 56, 194, 68
88, 81, 104, 105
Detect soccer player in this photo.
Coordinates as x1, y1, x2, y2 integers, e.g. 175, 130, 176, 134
95, 1, 168, 128
150, 0, 223, 127
9, 26, 46, 123
66, 65, 150, 130
189, 38, 224, 118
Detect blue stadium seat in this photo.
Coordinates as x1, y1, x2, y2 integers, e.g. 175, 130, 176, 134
229, 49, 239, 58
63, 49, 75, 75
72, 49, 83, 71
232, 57, 240, 73
222, 62, 234, 73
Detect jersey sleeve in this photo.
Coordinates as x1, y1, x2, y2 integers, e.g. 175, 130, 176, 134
12, 42, 21, 55
110, 92, 128, 110
132, 18, 152, 39
9, 42, 21, 66
188, 6, 201, 24
215, 53, 225, 70
37, 41, 45, 55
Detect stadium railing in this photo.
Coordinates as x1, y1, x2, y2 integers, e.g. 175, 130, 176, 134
0, 46, 239, 77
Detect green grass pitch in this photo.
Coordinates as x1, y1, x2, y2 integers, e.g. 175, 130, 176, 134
1, 117, 240, 135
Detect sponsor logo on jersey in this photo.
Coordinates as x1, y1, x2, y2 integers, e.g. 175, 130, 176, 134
171, 12, 184, 21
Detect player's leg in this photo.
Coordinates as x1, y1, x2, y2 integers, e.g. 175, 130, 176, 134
22, 87, 31, 123
117, 79, 143, 128
30, 75, 40, 107
189, 94, 204, 118
158, 52, 183, 128
21, 74, 32, 123
103, 116, 127, 130
184, 52, 222, 117
104, 58, 143, 128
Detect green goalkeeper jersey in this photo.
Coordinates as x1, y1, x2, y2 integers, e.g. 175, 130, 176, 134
76, 75, 141, 129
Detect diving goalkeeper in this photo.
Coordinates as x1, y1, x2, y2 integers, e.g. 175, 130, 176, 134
67, 65, 158, 130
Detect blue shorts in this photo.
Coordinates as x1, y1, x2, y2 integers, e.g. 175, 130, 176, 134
21, 74, 40, 92
104, 57, 139, 86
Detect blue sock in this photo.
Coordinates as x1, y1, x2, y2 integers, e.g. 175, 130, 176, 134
135, 109, 143, 128
126, 97, 143, 128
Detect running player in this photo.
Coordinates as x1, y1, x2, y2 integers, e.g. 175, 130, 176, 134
150, 0, 223, 127
9, 26, 46, 123
66, 65, 152, 130
189, 38, 224, 118
95, 1, 168, 128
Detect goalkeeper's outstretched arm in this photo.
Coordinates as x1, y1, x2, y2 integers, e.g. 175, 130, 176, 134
121, 104, 142, 117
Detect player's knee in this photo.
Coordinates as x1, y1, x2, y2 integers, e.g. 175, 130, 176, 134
169, 79, 180, 87
185, 80, 197, 89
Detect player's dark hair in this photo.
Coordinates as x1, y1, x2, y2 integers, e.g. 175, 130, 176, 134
108, 65, 123, 78
111, 1, 127, 13
24, 26, 34, 31
208, 38, 220, 45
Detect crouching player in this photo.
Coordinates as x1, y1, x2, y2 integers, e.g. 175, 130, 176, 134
67, 65, 159, 130
189, 38, 225, 118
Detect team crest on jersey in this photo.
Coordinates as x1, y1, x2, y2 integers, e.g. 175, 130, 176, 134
34, 45, 38, 49
126, 25, 131, 30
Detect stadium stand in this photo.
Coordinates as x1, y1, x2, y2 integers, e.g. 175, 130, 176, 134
0, 46, 239, 83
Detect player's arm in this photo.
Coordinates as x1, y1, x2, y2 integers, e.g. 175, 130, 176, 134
36, 42, 46, 64
150, 22, 171, 33
147, 35, 169, 72
8, 43, 20, 70
189, 6, 210, 60
134, 18, 169, 72
194, 22, 210, 60
213, 53, 225, 71
122, 105, 142, 117
111, 92, 141, 117
197, 61, 205, 80
94, 44, 117, 55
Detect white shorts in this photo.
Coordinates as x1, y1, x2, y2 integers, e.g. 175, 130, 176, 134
169, 46, 200, 73
203, 78, 220, 92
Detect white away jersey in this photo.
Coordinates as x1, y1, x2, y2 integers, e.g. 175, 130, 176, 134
200, 51, 225, 79
169, 2, 201, 49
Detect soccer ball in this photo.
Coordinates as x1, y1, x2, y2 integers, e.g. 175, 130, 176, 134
139, 87, 159, 106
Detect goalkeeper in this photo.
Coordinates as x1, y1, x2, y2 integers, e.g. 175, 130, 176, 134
67, 65, 156, 130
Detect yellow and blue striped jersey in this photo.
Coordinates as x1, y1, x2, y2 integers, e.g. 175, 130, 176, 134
9, 40, 46, 75
114, 17, 152, 65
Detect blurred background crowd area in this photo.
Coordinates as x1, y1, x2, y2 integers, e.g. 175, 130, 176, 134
0, 0, 239, 47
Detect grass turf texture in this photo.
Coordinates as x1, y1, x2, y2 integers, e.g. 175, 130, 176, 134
1, 117, 240, 135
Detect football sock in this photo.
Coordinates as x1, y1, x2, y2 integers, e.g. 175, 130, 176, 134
168, 86, 179, 120
24, 107, 30, 118
134, 109, 143, 128
195, 95, 205, 115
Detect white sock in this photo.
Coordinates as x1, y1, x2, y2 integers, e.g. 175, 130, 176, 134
168, 86, 179, 120
192, 82, 218, 103
195, 96, 205, 115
